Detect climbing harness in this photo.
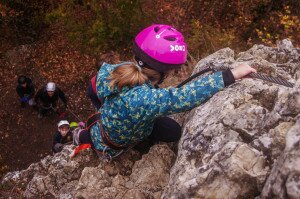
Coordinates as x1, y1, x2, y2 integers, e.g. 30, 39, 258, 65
176, 64, 294, 88
72, 113, 134, 161
46, 106, 67, 118
41, 104, 54, 110
45, 104, 82, 122
86, 113, 131, 151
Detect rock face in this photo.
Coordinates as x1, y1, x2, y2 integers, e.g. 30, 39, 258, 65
259, 118, 300, 199
1, 39, 300, 198
1, 144, 175, 198
162, 39, 300, 199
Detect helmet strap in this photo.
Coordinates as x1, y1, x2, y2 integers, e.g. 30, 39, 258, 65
135, 56, 166, 85
135, 56, 144, 67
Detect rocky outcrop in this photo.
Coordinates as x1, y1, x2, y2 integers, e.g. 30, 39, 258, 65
259, 118, 300, 199
162, 39, 299, 199
1, 144, 175, 198
1, 39, 299, 198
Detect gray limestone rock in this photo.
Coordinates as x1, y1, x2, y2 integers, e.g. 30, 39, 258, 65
259, 117, 300, 199
162, 40, 299, 199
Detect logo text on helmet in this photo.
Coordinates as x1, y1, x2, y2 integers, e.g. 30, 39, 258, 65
170, 45, 185, 52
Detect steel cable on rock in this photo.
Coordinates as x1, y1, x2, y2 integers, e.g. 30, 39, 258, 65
247, 73, 294, 88
177, 65, 294, 88
215, 64, 294, 88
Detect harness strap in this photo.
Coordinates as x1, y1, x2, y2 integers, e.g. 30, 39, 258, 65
86, 113, 102, 130
99, 123, 128, 150
86, 113, 129, 151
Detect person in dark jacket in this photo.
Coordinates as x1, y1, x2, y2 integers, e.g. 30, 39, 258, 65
34, 82, 68, 118
16, 75, 36, 108
52, 120, 73, 153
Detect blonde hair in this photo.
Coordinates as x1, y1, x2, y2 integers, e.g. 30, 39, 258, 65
108, 63, 161, 90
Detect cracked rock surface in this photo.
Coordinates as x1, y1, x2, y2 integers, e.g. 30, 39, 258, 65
163, 39, 300, 199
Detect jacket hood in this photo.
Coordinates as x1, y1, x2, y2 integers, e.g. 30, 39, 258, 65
96, 62, 133, 99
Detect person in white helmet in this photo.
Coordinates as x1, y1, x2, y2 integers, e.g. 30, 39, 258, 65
52, 120, 73, 153
34, 82, 68, 118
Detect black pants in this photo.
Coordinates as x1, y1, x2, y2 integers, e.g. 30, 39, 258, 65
149, 117, 181, 142
86, 84, 103, 110
134, 117, 181, 153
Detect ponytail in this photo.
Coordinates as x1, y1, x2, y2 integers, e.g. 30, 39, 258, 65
108, 63, 162, 90
108, 63, 148, 90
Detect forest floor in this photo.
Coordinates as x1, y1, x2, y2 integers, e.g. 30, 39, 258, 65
0, 26, 98, 177
0, 26, 194, 178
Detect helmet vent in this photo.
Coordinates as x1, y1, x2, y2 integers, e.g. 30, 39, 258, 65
164, 36, 176, 41
154, 26, 160, 33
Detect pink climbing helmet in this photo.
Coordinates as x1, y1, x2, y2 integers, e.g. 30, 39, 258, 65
133, 24, 187, 72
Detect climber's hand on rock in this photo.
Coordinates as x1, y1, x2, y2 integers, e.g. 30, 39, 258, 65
231, 63, 257, 80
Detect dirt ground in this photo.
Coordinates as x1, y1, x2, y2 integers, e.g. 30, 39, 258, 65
0, 75, 95, 177
0, 28, 98, 177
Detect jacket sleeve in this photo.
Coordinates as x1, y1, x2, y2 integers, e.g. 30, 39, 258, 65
28, 83, 35, 99
25, 78, 35, 98
57, 88, 67, 104
139, 71, 225, 117
16, 86, 24, 98
52, 132, 61, 152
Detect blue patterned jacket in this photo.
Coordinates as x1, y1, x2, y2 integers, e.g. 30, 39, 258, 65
90, 62, 225, 155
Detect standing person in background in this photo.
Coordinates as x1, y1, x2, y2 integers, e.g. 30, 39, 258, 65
16, 75, 36, 108
34, 82, 68, 118
52, 120, 73, 153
